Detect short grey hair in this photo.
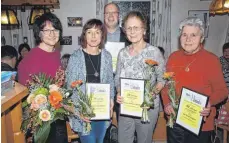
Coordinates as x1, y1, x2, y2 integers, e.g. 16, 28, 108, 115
104, 2, 120, 13
179, 17, 205, 42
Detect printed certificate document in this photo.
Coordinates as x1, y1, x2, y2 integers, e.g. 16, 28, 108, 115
86, 83, 110, 120
176, 87, 209, 135
105, 42, 125, 72
120, 78, 145, 117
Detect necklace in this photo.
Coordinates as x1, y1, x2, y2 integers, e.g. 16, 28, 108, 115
185, 58, 196, 72
86, 49, 100, 77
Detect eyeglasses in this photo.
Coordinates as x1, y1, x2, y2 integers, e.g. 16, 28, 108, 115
180, 33, 201, 40
125, 26, 143, 33
104, 12, 119, 16
41, 29, 60, 35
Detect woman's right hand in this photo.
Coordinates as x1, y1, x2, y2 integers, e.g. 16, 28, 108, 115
116, 92, 123, 104
164, 104, 176, 116
80, 115, 91, 123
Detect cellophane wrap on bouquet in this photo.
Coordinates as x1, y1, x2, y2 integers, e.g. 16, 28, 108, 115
21, 67, 76, 143
71, 80, 95, 134
163, 72, 179, 128
140, 59, 158, 123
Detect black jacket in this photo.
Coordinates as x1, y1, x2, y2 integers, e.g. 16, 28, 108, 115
119, 27, 131, 46
1, 62, 15, 71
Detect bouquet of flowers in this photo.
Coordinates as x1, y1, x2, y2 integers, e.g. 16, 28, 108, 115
163, 72, 179, 128
140, 59, 158, 123
71, 80, 95, 133
21, 68, 75, 143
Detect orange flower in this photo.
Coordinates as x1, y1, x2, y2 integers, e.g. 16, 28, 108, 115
71, 80, 83, 88
145, 59, 158, 66
49, 91, 63, 108
53, 103, 62, 109
163, 72, 175, 79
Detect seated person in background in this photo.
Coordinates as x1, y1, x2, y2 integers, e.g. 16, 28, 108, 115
1, 45, 18, 71
16, 43, 31, 69
215, 42, 229, 126
158, 46, 165, 59
220, 42, 229, 89
61, 53, 71, 70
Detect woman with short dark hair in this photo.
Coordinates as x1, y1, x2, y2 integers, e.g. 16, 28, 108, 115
18, 12, 68, 143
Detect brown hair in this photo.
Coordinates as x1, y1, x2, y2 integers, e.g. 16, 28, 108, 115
122, 11, 147, 29
80, 19, 107, 49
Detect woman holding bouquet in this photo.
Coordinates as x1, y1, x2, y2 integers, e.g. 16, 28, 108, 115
161, 17, 228, 143
115, 11, 165, 143
65, 19, 114, 143
18, 13, 68, 143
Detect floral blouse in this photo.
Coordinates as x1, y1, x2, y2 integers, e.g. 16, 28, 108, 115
115, 43, 166, 108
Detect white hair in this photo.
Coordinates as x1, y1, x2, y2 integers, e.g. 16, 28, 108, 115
179, 17, 205, 42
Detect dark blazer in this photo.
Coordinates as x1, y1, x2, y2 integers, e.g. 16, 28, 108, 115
119, 27, 131, 46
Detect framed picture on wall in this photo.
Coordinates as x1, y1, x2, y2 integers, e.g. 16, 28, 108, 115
67, 17, 83, 27
188, 10, 209, 38
60, 36, 72, 45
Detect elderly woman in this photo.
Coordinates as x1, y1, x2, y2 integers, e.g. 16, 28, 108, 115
66, 19, 114, 143
161, 17, 228, 143
115, 11, 165, 143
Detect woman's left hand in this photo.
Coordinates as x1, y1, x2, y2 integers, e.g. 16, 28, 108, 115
151, 82, 164, 96
200, 102, 211, 121
110, 100, 114, 118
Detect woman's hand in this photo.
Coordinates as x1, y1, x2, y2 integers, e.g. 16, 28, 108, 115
200, 102, 211, 121
116, 92, 123, 104
154, 82, 164, 94
164, 104, 176, 116
80, 115, 91, 123
110, 100, 114, 118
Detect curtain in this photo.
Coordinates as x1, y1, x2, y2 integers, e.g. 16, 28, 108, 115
226, 21, 229, 43
154, 0, 171, 59
96, 0, 108, 21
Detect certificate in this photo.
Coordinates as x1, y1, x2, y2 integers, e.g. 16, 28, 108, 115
86, 83, 110, 120
105, 42, 125, 72
120, 78, 145, 117
176, 87, 209, 136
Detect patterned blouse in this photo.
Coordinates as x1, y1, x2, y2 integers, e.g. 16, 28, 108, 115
220, 56, 229, 89
115, 43, 166, 108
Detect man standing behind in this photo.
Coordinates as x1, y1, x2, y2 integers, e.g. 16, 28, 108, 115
104, 2, 130, 123
104, 2, 129, 45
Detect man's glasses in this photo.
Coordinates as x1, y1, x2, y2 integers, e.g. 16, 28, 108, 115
41, 29, 60, 35
125, 26, 143, 33
104, 12, 119, 16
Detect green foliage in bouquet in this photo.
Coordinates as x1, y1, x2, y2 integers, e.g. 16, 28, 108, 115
140, 59, 158, 123
163, 72, 179, 128
71, 80, 95, 133
21, 67, 75, 143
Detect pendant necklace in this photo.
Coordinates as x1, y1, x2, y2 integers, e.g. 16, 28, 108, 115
185, 58, 196, 72
86, 49, 100, 77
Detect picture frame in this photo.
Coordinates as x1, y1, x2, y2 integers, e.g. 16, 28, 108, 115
188, 10, 209, 38
120, 78, 145, 117
86, 83, 110, 120
67, 17, 83, 27
176, 87, 209, 136
60, 36, 72, 45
